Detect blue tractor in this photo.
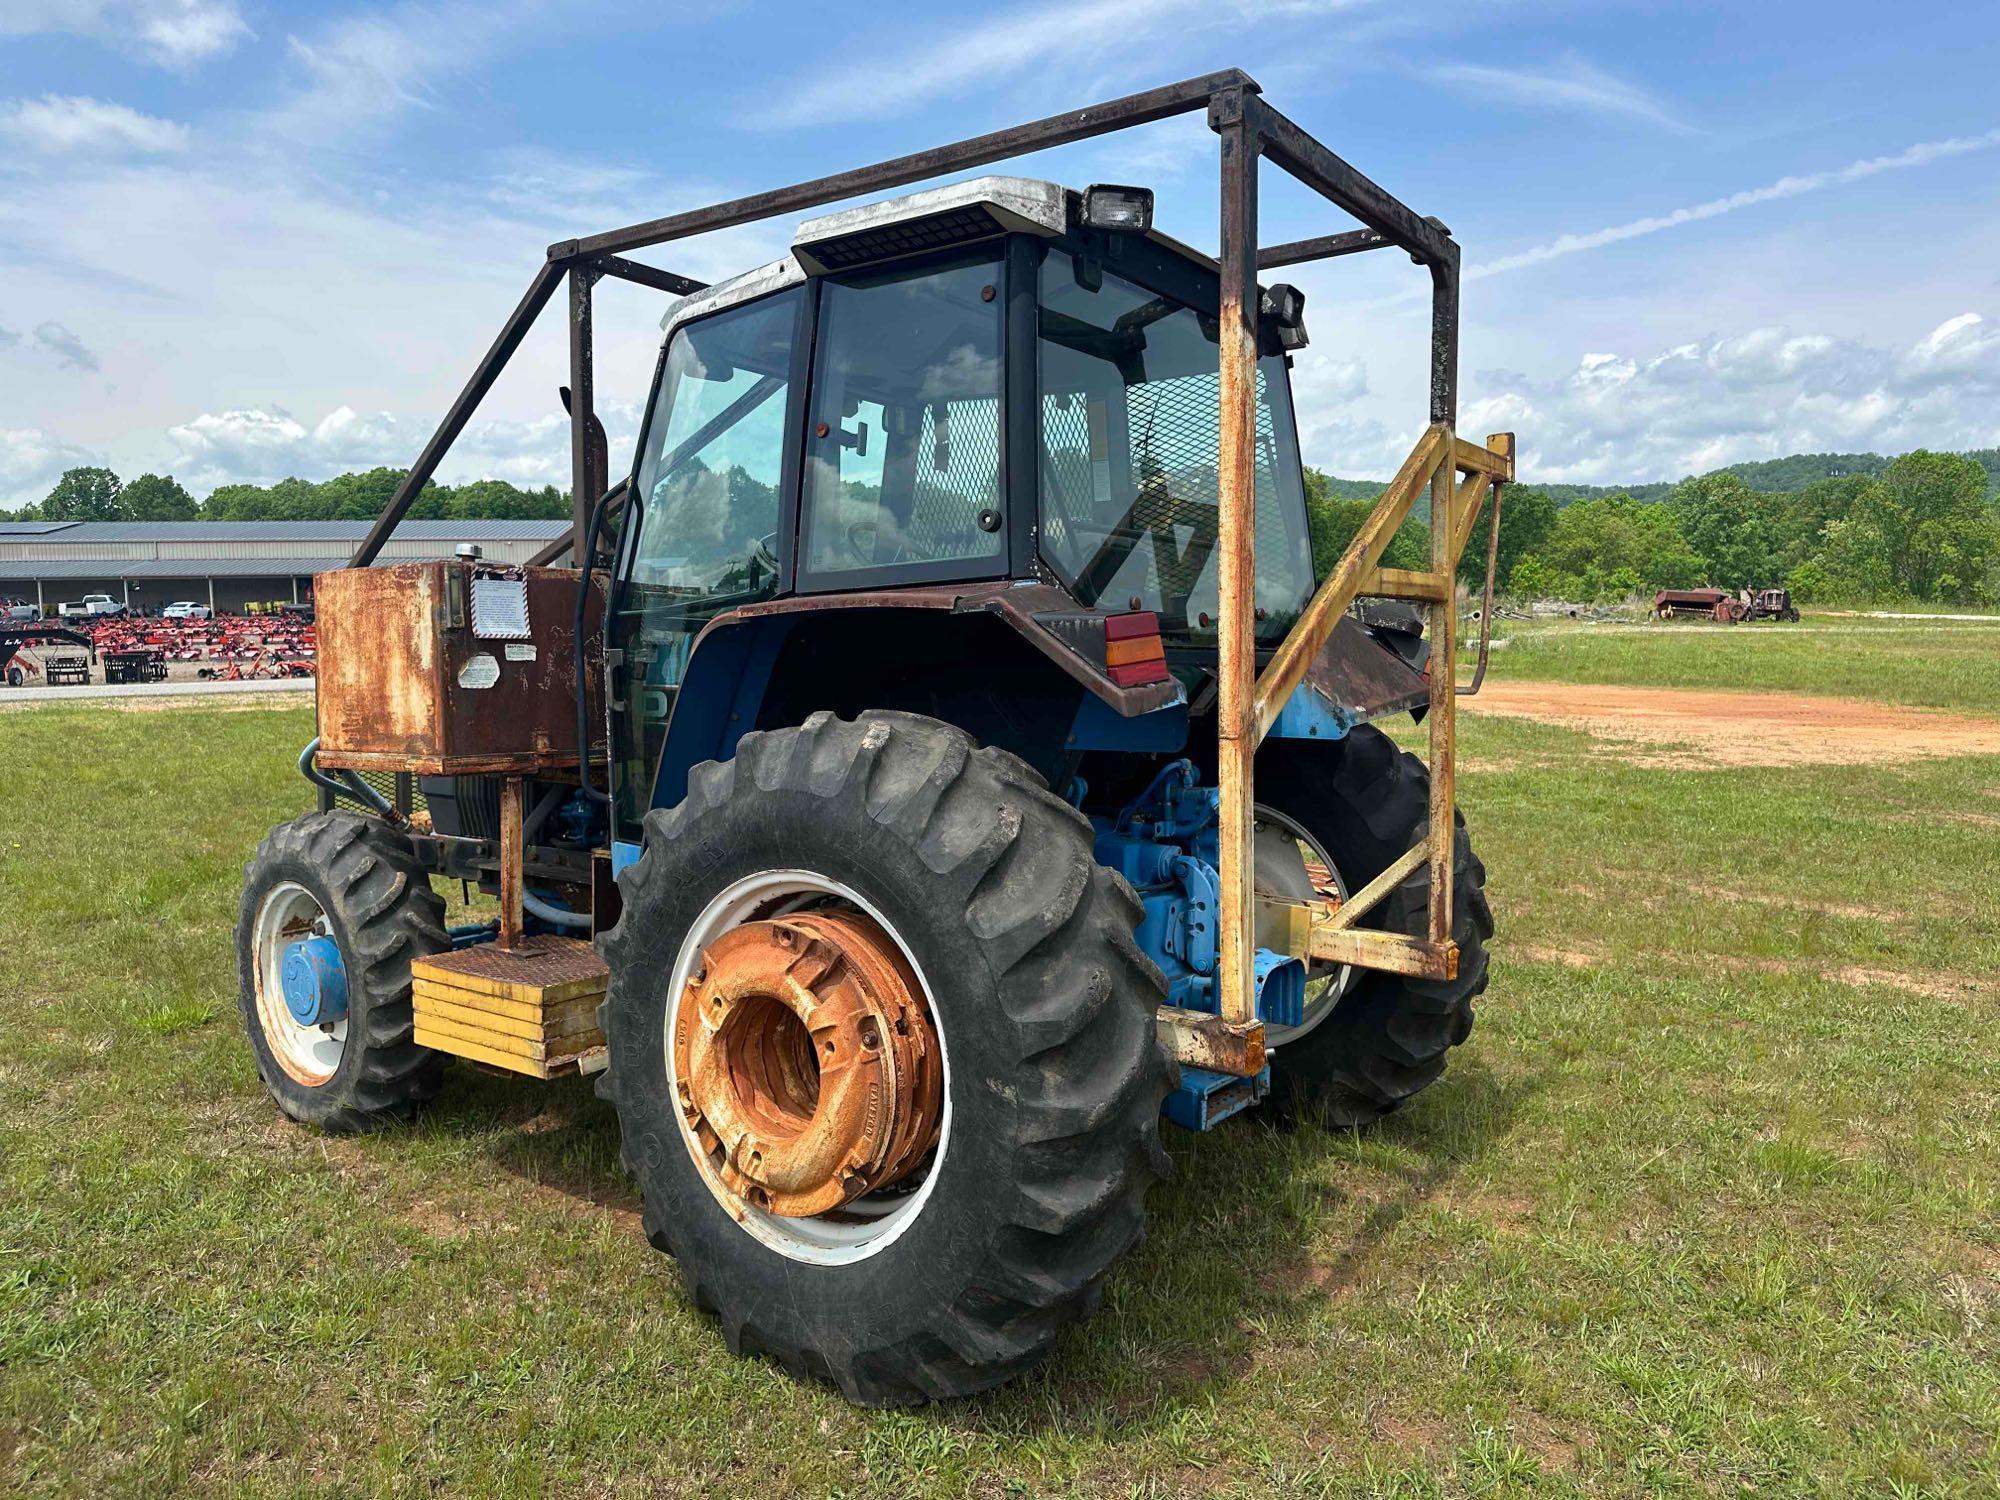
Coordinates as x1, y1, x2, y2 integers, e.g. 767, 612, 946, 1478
236, 71, 1507, 1405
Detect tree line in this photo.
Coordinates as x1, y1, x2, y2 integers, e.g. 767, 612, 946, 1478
1306, 448, 2000, 607
12, 447, 1999, 607
4, 466, 568, 524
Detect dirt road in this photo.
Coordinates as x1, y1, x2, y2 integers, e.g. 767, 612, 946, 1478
1463, 680, 2000, 767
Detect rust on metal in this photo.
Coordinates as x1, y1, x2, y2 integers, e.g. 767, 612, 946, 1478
1309, 925, 1457, 981
313, 560, 606, 776
673, 910, 942, 1218
1425, 435, 1457, 946
1251, 422, 1450, 742
1298, 615, 1428, 724
498, 775, 525, 951
1155, 1006, 1265, 1077
1367, 567, 1451, 602
1254, 839, 1451, 985
1212, 81, 1261, 1029
1458, 432, 1511, 698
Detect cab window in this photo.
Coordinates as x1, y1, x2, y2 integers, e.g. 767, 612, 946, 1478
800, 251, 1005, 583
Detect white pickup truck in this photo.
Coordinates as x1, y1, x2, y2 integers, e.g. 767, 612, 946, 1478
57, 594, 126, 618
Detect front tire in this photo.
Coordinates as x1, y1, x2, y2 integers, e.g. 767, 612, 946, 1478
236, 810, 449, 1132
597, 710, 1173, 1406
1255, 726, 1492, 1127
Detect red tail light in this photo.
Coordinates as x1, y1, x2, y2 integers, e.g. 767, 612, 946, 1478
1104, 611, 1169, 687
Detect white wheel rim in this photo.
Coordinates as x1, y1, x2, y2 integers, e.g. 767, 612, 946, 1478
251, 880, 348, 1086
1255, 805, 1353, 1049
664, 869, 953, 1266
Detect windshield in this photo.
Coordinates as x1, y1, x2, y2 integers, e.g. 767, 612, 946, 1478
610, 286, 803, 829
1037, 249, 1314, 640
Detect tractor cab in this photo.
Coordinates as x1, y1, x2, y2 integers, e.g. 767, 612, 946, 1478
607, 177, 1341, 831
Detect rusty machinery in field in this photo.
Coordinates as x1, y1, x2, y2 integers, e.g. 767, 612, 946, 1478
1655, 587, 1801, 622
236, 70, 1513, 1405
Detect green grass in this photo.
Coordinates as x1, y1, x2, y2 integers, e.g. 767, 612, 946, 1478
2, 636, 1997, 1497
1474, 612, 2000, 710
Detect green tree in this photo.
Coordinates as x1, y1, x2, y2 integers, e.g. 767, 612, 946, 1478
441, 478, 567, 520
319, 467, 406, 520
1533, 493, 1703, 598
1667, 472, 1784, 588
1878, 450, 1994, 600
1784, 558, 1833, 604
44, 466, 124, 521
1811, 502, 1898, 602
1456, 484, 1556, 592
201, 482, 275, 520
120, 473, 197, 521
1302, 474, 1430, 579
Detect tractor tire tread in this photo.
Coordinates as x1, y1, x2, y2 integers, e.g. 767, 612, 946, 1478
236, 809, 448, 1133
1258, 727, 1492, 1129
596, 710, 1172, 1406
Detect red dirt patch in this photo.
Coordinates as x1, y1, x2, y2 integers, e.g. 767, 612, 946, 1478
1464, 681, 2000, 767
1510, 942, 1603, 970
1832, 967, 1993, 1005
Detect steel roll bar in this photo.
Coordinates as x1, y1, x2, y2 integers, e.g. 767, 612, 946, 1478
346, 68, 1513, 1064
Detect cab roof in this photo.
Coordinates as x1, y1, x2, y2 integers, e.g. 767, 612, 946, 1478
659, 174, 1225, 343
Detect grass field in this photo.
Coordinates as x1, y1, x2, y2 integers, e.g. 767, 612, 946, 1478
2, 619, 1995, 1497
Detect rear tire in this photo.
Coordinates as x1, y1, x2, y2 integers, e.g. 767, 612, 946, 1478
597, 710, 1173, 1406
1255, 726, 1492, 1128
236, 810, 449, 1132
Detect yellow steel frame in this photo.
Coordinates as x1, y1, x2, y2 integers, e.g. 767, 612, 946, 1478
1211, 417, 1514, 1060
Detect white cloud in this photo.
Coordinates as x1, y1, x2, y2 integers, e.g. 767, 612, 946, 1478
756, 0, 1178, 127
1898, 311, 2000, 388
1, 427, 100, 504
265, 1, 583, 142
1458, 313, 2000, 483
752, 0, 1373, 128
163, 402, 644, 493
1470, 127, 2000, 282
0, 95, 190, 154
1431, 52, 1693, 134
0, 1, 250, 67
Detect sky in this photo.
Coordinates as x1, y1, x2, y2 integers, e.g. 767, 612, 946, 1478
2, 0, 1998, 506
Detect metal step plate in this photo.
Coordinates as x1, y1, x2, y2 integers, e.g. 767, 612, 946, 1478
412, 935, 608, 1078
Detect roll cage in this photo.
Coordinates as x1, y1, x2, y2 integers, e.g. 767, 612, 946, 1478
345, 68, 1515, 1069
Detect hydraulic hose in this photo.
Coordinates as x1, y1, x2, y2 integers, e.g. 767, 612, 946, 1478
297, 737, 398, 820
524, 888, 592, 930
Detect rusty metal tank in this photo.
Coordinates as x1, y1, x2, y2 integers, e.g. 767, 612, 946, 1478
312, 559, 605, 776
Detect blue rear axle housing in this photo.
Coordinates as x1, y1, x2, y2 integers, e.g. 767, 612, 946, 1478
1090, 759, 1306, 1128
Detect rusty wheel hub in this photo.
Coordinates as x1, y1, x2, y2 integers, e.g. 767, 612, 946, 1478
673, 909, 942, 1218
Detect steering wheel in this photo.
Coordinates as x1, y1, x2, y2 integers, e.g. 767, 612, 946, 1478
842, 520, 879, 566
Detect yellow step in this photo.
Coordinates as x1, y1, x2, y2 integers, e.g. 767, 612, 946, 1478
410, 936, 610, 1079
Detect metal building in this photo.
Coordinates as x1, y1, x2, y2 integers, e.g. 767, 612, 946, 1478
0, 520, 567, 615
